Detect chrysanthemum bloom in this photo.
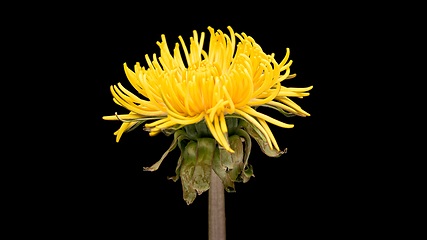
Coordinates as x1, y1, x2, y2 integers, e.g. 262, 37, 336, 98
103, 26, 312, 204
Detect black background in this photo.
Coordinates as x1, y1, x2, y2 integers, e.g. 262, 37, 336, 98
39, 7, 374, 239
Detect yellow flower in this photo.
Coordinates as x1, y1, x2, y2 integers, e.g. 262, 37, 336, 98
103, 26, 312, 153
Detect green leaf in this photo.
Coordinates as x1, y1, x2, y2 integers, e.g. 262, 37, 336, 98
161, 124, 184, 136
224, 117, 239, 135
239, 121, 284, 158
242, 164, 254, 183
143, 130, 188, 171
224, 113, 284, 157
124, 121, 145, 133
212, 147, 235, 192
180, 141, 198, 205
229, 135, 243, 165
194, 119, 213, 138
183, 123, 198, 140
250, 131, 284, 158
229, 114, 267, 142
167, 155, 183, 182
167, 138, 189, 182
220, 148, 233, 170
236, 129, 252, 170
228, 135, 244, 182
192, 138, 216, 195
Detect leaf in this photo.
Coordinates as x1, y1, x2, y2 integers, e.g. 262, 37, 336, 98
228, 135, 244, 182
183, 123, 198, 140
228, 114, 267, 142
212, 147, 235, 192
143, 130, 188, 171
124, 121, 145, 133
180, 141, 198, 205
229, 135, 244, 166
161, 124, 184, 137
167, 139, 189, 182
249, 130, 285, 158
194, 119, 213, 138
236, 129, 252, 170
242, 164, 254, 183
239, 121, 284, 158
220, 148, 233, 170
224, 113, 284, 157
224, 117, 239, 135
167, 155, 183, 182
192, 138, 216, 195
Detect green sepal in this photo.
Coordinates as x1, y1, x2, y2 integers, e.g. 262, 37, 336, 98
228, 135, 244, 182
124, 121, 145, 133
236, 129, 252, 170
194, 119, 213, 138
161, 124, 185, 137
220, 148, 233, 170
212, 147, 235, 193
143, 130, 189, 171
252, 132, 284, 158
224, 117, 239, 135
242, 164, 254, 183
192, 138, 216, 195
183, 123, 199, 140
237, 118, 284, 158
167, 155, 182, 182
167, 138, 189, 182
227, 114, 267, 142
180, 141, 198, 205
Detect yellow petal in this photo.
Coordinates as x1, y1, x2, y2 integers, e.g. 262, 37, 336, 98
204, 115, 222, 147
214, 114, 234, 153
247, 81, 281, 106
168, 112, 205, 125
276, 97, 310, 116
284, 86, 313, 92
145, 118, 169, 128
242, 106, 294, 128
219, 112, 228, 133
259, 119, 279, 151
103, 113, 143, 121
234, 108, 273, 150
115, 122, 131, 142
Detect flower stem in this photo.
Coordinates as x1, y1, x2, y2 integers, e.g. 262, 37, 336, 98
209, 169, 226, 240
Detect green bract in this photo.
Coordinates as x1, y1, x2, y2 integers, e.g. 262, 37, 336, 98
144, 115, 285, 205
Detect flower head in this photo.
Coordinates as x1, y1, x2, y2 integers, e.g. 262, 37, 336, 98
103, 26, 312, 153
103, 26, 312, 204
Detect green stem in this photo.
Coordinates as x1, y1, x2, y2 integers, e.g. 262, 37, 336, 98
209, 169, 226, 240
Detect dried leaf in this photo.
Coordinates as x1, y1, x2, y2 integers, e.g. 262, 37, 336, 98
167, 138, 189, 182
143, 130, 188, 171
